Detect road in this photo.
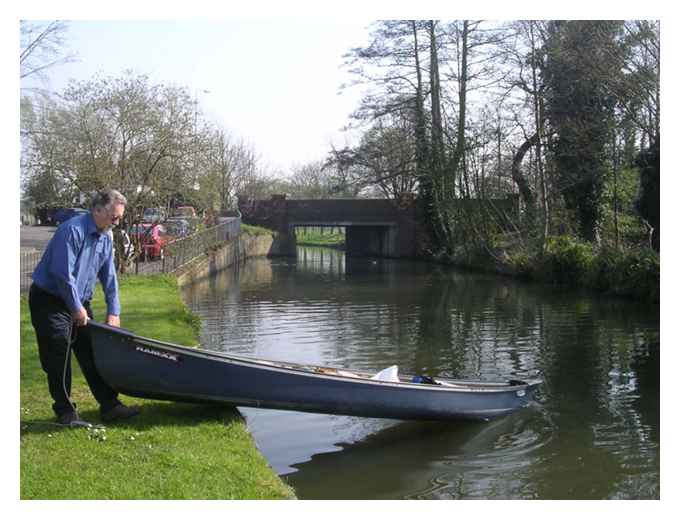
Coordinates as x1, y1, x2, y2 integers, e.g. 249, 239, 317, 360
20, 224, 56, 251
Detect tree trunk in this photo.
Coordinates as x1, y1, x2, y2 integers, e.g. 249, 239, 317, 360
612, 131, 620, 250
529, 22, 549, 244
412, 21, 429, 192
451, 20, 469, 198
428, 20, 444, 201
413, 20, 440, 250
427, 20, 450, 249
511, 132, 539, 226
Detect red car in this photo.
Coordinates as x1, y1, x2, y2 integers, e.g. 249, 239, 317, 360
129, 223, 170, 260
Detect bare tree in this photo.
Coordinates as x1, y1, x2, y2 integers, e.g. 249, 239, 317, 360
342, 21, 431, 191
20, 21, 76, 83
326, 112, 418, 199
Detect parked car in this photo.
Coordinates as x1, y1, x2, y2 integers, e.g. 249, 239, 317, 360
112, 229, 135, 270
129, 223, 170, 260
164, 219, 191, 239
54, 207, 89, 225
142, 207, 166, 223
119, 229, 135, 261
171, 206, 197, 218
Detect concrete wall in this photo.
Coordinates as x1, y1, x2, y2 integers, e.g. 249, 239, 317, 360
175, 233, 275, 289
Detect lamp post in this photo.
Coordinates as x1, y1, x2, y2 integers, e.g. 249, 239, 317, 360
192, 88, 210, 198
193, 88, 211, 135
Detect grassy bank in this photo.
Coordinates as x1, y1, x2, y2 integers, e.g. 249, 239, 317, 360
20, 274, 294, 499
241, 223, 274, 237
295, 229, 345, 248
444, 235, 660, 302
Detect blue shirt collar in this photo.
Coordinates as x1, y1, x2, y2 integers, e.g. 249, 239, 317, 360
85, 212, 102, 236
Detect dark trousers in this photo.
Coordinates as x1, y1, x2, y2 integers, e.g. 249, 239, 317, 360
28, 283, 120, 416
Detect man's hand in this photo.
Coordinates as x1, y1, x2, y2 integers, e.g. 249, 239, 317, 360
106, 315, 121, 327
71, 307, 89, 327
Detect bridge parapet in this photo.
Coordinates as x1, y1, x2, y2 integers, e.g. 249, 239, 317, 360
287, 198, 412, 224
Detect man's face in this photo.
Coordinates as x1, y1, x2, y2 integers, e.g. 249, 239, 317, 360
95, 203, 125, 231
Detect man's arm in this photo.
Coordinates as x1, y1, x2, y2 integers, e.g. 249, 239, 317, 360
53, 227, 87, 323
98, 238, 121, 327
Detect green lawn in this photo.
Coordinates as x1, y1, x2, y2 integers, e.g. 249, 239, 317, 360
295, 229, 345, 248
20, 274, 295, 499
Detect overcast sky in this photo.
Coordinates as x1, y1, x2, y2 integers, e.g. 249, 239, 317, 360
20, 19, 375, 173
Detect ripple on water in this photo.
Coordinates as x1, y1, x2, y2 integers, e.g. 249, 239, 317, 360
407, 408, 555, 499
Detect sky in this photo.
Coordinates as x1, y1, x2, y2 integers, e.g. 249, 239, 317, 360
19, 19, 374, 173
14, 3, 676, 174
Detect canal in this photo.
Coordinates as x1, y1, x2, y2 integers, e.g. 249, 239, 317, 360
181, 246, 659, 499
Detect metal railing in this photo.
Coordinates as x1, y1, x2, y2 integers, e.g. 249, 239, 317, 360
135, 217, 241, 275
20, 249, 44, 293
21, 217, 242, 291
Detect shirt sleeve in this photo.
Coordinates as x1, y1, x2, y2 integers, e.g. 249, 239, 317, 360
53, 227, 84, 314
98, 238, 121, 316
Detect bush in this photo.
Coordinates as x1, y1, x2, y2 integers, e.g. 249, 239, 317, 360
537, 239, 659, 301
505, 251, 534, 278
592, 246, 659, 301
539, 235, 596, 284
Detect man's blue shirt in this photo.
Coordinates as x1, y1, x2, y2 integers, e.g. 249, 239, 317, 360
32, 213, 120, 316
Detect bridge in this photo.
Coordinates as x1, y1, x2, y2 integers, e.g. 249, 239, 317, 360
238, 195, 421, 258
238, 194, 519, 258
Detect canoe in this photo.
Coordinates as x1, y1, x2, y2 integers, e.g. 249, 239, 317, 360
88, 321, 541, 421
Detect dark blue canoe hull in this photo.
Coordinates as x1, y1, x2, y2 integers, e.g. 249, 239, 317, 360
88, 321, 541, 421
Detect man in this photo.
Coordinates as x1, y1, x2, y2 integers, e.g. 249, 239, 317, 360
29, 189, 140, 426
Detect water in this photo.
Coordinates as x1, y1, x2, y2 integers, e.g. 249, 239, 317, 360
182, 247, 660, 499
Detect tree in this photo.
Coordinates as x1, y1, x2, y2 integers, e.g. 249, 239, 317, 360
635, 138, 659, 251
543, 21, 622, 242
198, 128, 252, 212
594, 21, 660, 148
325, 112, 417, 199
338, 18, 659, 259
343, 21, 431, 197
287, 161, 338, 199
525, 21, 549, 242
22, 73, 202, 217
20, 21, 76, 84
498, 21, 550, 236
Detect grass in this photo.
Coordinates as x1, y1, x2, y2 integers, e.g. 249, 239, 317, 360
295, 229, 345, 248
20, 274, 295, 499
241, 223, 274, 237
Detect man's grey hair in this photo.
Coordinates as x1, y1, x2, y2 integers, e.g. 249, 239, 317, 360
91, 189, 127, 211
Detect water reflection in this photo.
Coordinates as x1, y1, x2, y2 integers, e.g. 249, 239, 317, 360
183, 246, 659, 499
283, 407, 552, 499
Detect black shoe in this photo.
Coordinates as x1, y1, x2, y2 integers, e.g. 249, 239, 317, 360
101, 403, 140, 423
56, 409, 89, 427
